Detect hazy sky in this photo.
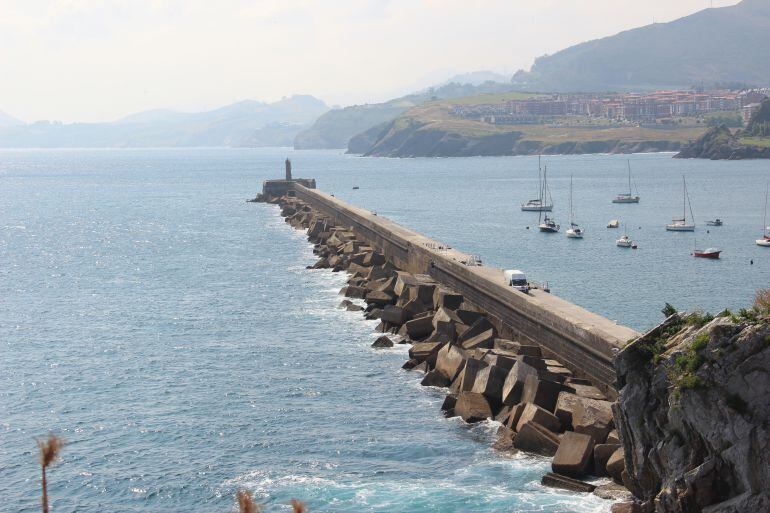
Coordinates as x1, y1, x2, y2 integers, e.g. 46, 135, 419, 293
0, 0, 740, 123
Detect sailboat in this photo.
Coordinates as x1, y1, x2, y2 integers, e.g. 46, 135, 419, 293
616, 224, 634, 247
757, 183, 770, 247
612, 160, 640, 203
566, 175, 583, 238
522, 158, 554, 211
666, 176, 696, 231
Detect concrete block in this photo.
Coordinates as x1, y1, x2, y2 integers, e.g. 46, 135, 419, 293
520, 374, 563, 412
460, 328, 495, 350
541, 472, 597, 493
515, 402, 562, 433
470, 364, 508, 403
455, 392, 493, 423
594, 443, 621, 477
552, 431, 595, 478
501, 360, 538, 406
512, 421, 560, 456
435, 343, 466, 382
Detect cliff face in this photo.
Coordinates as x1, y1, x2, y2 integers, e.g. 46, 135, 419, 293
614, 313, 769, 512
358, 117, 683, 158
675, 124, 770, 160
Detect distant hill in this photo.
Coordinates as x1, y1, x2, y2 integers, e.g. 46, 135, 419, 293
294, 80, 517, 150
511, 0, 770, 92
0, 95, 328, 148
0, 110, 24, 127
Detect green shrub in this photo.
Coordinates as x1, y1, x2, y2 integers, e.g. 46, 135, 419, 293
686, 312, 714, 328
691, 332, 709, 351
679, 375, 705, 389
662, 303, 678, 318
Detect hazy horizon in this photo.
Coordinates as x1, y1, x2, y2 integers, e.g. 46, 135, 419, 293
1, 0, 740, 124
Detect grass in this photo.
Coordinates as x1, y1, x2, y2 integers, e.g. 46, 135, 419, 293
444, 91, 542, 105
739, 136, 770, 148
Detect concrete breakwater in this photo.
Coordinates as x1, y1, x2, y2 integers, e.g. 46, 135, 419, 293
255, 187, 641, 508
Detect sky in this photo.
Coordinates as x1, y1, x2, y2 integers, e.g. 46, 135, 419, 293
0, 0, 741, 123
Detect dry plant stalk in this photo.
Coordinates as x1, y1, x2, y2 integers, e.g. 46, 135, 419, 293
36, 435, 64, 513
290, 499, 307, 513
236, 490, 262, 513
754, 288, 770, 316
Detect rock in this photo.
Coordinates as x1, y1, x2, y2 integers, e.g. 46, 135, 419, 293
606, 429, 620, 445
610, 501, 641, 513
362, 252, 385, 266
409, 283, 436, 305
344, 285, 368, 299
433, 288, 463, 311
482, 353, 516, 371
569, 383, 607, 401
554, 392, 580, 430
454, 309, 484, 326
403, 315, 434, 339
460, 328, 496, 350
552, 431, 595, 478
413, 361, 428, 373
432, 306, 462, 330
440, 394, 457, 416
512, 421, 560, 456
470, 364, 508, 403
541, 472, 597, 493
516, 402, 561, 433
505, 403, 527, 431
520, 374, 563, 412
457, 317, 496, 345
614, 315, 770, 512
492, 426, 517, 452
458, 357, 489, 392
593, 443, 621, 477
499, 340, 542, 357
606, 447, 625, 483
375, 275, 397, 294
364, 290, 395, 306
380, 305, 407, 325
346, 303, 364, 312
421, 369, 451, 388
494, 405, 512, 424
364, 308, 382, 320
401, 358, 419, 370
593, 482, 633, 501
501, 360, 539, 405
455, 392, 493, 423
371, 335, 394, 348
572, 398, 614, 444
408, 341, 445, 365
435, 343, 466, 382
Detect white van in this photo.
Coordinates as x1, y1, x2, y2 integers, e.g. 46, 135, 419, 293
504, 269, 529, 293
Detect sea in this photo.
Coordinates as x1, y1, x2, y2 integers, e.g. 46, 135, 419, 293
1, 148, 768, 513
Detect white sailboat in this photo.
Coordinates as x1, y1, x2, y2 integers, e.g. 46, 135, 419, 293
566, 175, 583, 238
616, 224, 634, 247
757, 183, 770, 247
612, 160, 640, 203
666, 176, 696, 231
522, 158, 554, 211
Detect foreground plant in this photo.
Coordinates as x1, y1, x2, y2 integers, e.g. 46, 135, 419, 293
36, 435, 64, 513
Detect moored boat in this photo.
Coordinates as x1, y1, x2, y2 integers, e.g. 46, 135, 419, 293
758, 184, 770, 247
607, 219, 620, 228
612, 161, 640, 203
565, 175, 583, 239
522, 158, 553, 211
706, 218, 723, 226
666, 176, 696, 232
693, 248, 722, 259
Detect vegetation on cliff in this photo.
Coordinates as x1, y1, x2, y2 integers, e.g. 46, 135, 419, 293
613, 293, 770, 512
676, 99, 770, 159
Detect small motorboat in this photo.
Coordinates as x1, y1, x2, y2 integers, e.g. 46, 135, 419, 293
693, 248, 721, 259
607, 219, 620, 229
706, 219, 723, 226
616, 234, 634, 248
352, 186, 360, 190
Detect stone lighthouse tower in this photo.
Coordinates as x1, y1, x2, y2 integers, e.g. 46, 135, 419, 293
285, 158, 292, 181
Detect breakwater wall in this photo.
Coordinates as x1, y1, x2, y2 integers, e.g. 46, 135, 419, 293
290, 183, 639, 395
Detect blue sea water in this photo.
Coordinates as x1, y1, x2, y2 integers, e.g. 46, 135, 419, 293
0, 147, 767, 512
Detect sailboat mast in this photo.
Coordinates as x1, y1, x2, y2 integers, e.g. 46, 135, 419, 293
682, 176, 687, 221
627, 160, 632, 195
762, 182, 770, 236
569, 175, 574, 224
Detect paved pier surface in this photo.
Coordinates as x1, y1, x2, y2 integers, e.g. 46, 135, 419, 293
291, 184, 640, 394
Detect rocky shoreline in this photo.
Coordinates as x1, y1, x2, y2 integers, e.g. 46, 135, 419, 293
255, 192, 769, 513
258, 193, 637, 511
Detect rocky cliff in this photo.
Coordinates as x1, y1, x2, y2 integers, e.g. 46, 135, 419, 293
614, 311, 769, 512
675, 125, 770, 160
